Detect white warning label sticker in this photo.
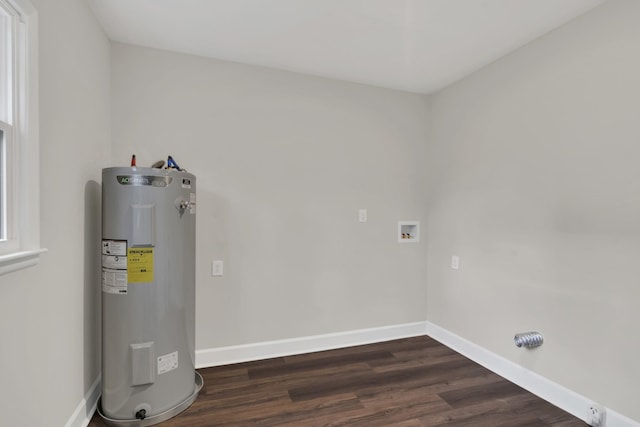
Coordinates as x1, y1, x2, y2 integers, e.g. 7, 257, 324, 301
189, 193, 196, 214
102, 240, 127, 256
102, 240, 128, 294
157, 351, 179, 375
102, 254, 127, 269
102, 268, 128, 294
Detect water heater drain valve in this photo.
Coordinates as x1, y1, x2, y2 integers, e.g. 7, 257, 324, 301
133, 403, 151, 420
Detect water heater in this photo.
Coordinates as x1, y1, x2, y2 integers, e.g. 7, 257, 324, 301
99, 167, 202, 426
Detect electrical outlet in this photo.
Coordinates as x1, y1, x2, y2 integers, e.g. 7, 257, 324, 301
451, 255, 459, 270
359, 209, 367, 222
211, 260, 224, 277
588, 403, 606, 427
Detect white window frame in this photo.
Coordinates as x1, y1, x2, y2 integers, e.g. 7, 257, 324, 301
0, 0, 44, 275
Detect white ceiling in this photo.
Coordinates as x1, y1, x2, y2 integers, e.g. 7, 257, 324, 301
87, 0, 606, 94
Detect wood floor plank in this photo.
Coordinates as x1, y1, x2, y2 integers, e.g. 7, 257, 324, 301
357, 372, 503, 405
88, 336, 586, 426
288, 357, 486, 402
249, 350, 394, 380
438, 379, 530, 408
248, 393, 364, 427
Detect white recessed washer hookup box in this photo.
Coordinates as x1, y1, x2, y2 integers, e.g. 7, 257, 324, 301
398, 221, 419, 243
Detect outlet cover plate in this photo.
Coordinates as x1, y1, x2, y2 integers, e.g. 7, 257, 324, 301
451, 255, 459, 270
212, 260, 224, 277
588, 403, 606, 427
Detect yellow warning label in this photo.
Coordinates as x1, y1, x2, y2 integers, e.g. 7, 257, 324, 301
127, 247, 154, 283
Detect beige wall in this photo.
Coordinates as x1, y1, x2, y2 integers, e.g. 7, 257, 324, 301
0, 0, 110, 425
111, 43, 430, 349
427, 0, 640, 420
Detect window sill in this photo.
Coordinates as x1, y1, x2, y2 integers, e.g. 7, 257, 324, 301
0, 248, 47, 276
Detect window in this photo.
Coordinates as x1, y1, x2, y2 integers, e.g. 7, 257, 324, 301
0, 0, 43, 274
1, 3, 16, 247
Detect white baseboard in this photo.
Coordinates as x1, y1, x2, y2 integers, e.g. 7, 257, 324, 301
64, 375, 101, 427
425, 322, 639, 427
195, 321, 428, 368
68, 321, 639, 427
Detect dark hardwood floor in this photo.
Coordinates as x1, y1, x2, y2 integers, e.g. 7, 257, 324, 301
89, 336, 586, 426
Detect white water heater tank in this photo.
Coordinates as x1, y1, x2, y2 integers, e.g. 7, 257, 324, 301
98, 167, 202, 426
